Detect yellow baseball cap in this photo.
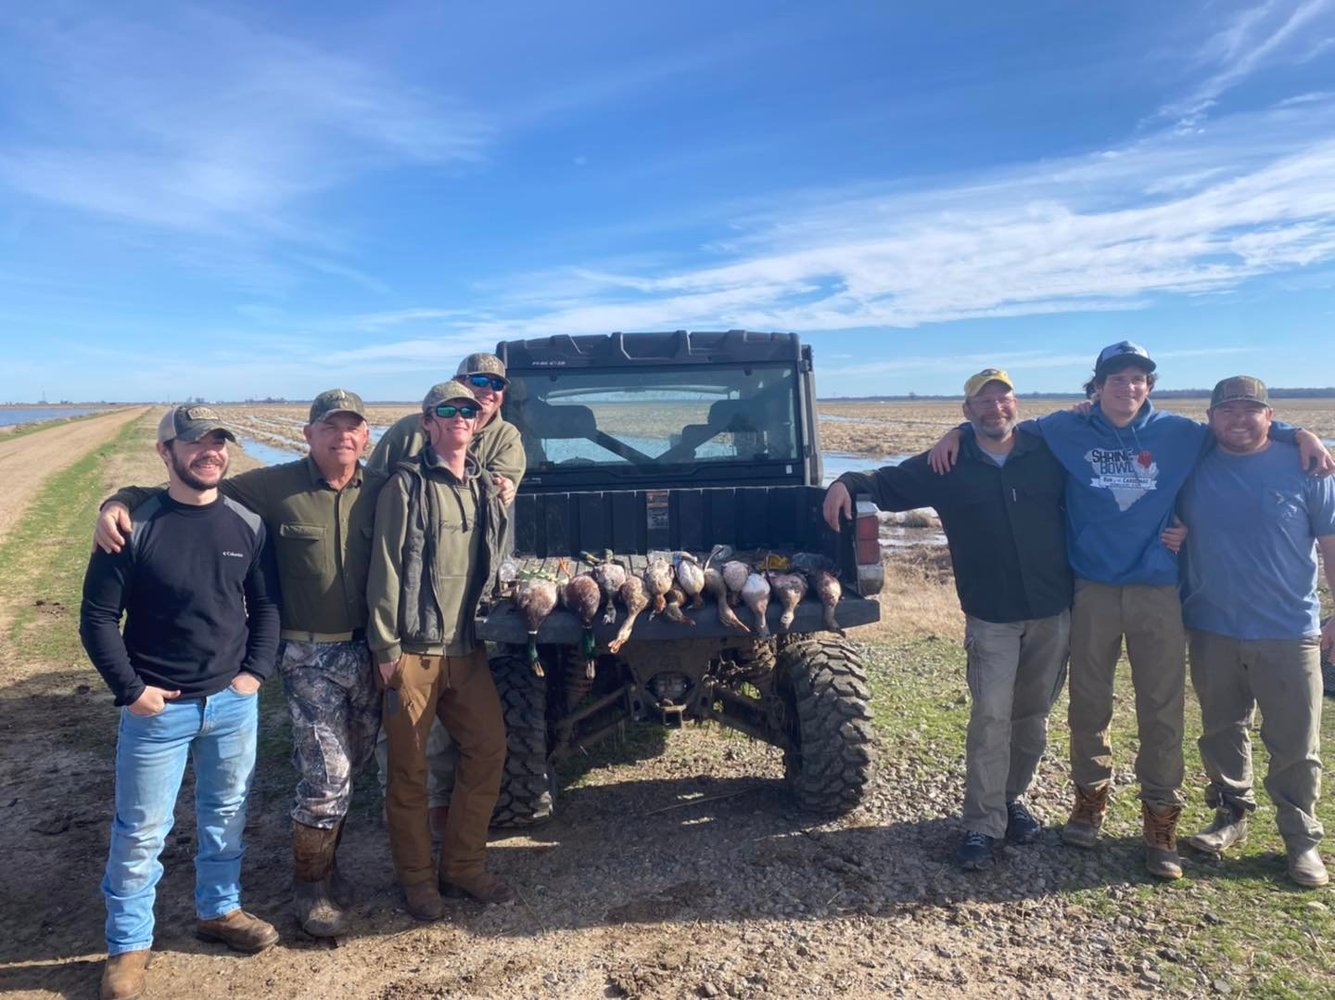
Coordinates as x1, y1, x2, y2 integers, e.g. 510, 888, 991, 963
963, 368, 1014, 398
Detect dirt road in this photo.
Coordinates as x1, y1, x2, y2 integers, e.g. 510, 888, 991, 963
0, 408, 149, 545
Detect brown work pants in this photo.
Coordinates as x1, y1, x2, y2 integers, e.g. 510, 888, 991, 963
382, 648, 506, 886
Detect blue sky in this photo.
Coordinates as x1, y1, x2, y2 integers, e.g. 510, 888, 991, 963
2, 1, 1334, 402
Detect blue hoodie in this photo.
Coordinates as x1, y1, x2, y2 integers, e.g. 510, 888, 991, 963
1022, 401, 1298, 586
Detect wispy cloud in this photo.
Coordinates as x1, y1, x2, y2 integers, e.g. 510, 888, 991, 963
1158, 0, 1335, 129
0, 6, 489, 238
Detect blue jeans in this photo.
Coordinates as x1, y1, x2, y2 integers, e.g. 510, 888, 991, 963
102, 685, 259, 955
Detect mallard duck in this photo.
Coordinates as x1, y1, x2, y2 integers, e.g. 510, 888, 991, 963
704, 565, 750, 634
562, 571, 603, 676
515, 569, 559, 676
742, 572, 772, 637
608, 576, 648, 654
643, 557, 674, 617
767, 571, 808, 632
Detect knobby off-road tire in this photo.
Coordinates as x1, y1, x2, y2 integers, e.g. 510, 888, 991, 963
776, 637, 873, 815
489, 652, 556, 827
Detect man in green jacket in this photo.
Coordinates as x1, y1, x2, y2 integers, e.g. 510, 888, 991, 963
368, 352, 526, 836
368, 379, 513, 920
94, 390, 384, 939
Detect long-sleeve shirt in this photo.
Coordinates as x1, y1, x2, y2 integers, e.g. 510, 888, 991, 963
79, 493, 282, 706
108, 457, 384, 638
839, 433, 1071, 623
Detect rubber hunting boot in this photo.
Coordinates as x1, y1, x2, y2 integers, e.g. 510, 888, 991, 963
328, 818, 353, 909
1061, 784, 1110, 848
292, 820, 346, 937
100, 950, 151, 1000
1142, 802, 1183, 880
1287, 846, 1330, 889
1183, 806, 1248, 856
429, 805, 449, 845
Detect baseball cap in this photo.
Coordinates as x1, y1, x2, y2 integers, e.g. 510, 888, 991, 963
455, 352, 509, 385
156, 404, 236, 444
1094, 340, 1156, 377
1210, 375, 1269, 409
422, 379, 478, 413
308, 388, 367, 424
963, 367, 1015, 398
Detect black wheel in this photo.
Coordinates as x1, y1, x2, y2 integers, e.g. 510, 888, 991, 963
776, 637, 873, 815
490, 651, 556, 827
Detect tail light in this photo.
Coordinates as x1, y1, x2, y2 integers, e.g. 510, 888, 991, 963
853, 494, 883, 596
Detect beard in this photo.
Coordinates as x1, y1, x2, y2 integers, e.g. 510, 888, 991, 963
169, 446, 227, 490
972, 415, 1017, 441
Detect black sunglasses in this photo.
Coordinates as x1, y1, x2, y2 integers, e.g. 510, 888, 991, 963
433, 403, 479, 420
466, 373, 507, 391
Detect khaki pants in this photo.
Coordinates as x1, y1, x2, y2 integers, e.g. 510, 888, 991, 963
382, 648, 506, 886
1188, 629, 1324, 852
1068, 579, 1186, 806
962, 611, 1070, 838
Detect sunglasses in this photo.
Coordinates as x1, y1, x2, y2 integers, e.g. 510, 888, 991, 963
466, 373, 507, 391
433, 403, 479, 420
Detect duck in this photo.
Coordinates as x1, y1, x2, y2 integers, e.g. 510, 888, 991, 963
643, 556, 674, 617
767, 571, 808, 632
721, 559, 751, 607
674, 551, 706, 610
661, 582, 696, 626
514, 568, 559, 676
704, 565, 750, 634
589, 557, 627, 625
608, 576, 648, 654
741, 572, 773, 637
562, 571, 603, 676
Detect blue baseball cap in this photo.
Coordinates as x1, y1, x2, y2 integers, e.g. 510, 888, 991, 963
1094, 341, 1156, 377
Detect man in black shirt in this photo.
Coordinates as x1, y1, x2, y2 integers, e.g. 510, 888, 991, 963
80, 405, 282, 1000
823, 369, 1073, 871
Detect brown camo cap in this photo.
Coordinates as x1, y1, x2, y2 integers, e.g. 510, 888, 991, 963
1209, 375, 1269, 409
156, 404, 236, 444
455, 352, 508, 383
308, 388, 367, 424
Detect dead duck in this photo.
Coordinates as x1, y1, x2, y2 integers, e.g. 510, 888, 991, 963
590, 558, 627, 625
811, 569, 846, 636
661, 582, 696, 626
674, 551, 706, 609
704, 565, 750, 634
721, 559, 751, 607
608, 576, 648, 654
562, 571, 603, 675
515, 569, 560, 675
643, 556, 674, 617
741, 572, 772, 637
767, 571, 808, 632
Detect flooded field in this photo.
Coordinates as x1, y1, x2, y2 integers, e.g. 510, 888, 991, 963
0, 404, 112, 428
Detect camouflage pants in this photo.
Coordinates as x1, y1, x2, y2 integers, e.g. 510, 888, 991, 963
280, 639, 382, 829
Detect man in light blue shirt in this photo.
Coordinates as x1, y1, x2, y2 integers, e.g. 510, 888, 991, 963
1177, 376, 1335, 888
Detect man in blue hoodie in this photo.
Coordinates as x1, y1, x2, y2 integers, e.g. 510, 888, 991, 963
931, 342, 1332, 880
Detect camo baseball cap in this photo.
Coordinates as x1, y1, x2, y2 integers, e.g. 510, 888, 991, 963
308, 388, 366, 424
963, 367, 1014, 397
156, 404, 236, 444
422, 379, 479, 413
1210, 375, 1269, 409
455, 352, 509, 385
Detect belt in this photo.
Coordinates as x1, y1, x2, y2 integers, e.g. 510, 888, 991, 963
280, 628, 366, 643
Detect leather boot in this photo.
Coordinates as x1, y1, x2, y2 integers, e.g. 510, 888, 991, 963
292, 821, 346, 937
195, 909, 280, 953
1061, 784, 1110, 848
402, 880, 445, 921
1183, 806, 1249, 856
1143, 802, 1183, 880
441, 870, 518, 905
100, 950, 151, 1000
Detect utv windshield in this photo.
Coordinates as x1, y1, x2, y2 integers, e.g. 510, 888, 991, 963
504, 363, 800, 472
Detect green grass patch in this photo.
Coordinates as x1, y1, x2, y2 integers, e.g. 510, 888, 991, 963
863, 631, 1335, 997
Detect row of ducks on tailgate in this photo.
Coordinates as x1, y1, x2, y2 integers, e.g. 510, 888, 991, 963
512, 548, 845, 675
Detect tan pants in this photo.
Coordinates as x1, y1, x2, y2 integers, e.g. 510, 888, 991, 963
382, 648, 506, 886
1188, 629, 1324, 852
1068, 579, 1186, 806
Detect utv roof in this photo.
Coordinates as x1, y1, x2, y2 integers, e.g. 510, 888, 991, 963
497, 330, 806, 370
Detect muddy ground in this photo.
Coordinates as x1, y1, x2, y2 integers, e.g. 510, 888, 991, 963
0, 411, 1234, 999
